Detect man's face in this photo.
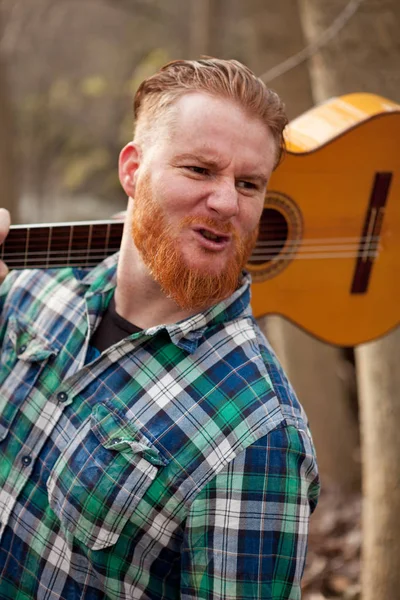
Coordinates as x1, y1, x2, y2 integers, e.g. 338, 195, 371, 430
129, 92, 277, 310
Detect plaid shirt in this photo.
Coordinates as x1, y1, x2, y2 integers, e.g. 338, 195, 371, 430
0, 253, 319, 600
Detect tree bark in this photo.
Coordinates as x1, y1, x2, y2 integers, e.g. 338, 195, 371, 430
357, 328, 400, 599
298, 0, 400, 594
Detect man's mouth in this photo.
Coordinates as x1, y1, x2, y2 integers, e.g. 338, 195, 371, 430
199, 228, 229, 243
189, 224, 234, 252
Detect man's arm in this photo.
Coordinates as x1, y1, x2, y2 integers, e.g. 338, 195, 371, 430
181, 424, 319, 600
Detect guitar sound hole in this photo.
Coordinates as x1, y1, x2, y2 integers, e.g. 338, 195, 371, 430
248, 208, 288, 265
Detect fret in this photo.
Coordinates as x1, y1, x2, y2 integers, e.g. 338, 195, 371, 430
104, 223, 111, 259
46, 227, 53, 268
109, 222, 124, 256
46, 226, 76, 267
86, 224, 93, 267
66, 225, 74, 265
27, 227, 54, 268
68, 226, 73, 266
90, 223, 109, 264
14, 227, 28, 268
24, 227, 30, 268
70, 224, 92, 267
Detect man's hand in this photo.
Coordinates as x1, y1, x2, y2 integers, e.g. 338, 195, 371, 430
0, 208, 10, 283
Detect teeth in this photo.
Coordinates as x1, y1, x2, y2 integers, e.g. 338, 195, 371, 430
202, 230, 219, 241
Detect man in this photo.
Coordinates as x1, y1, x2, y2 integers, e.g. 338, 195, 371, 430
0, 59, 319, 599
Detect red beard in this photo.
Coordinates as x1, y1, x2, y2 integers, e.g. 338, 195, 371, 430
131, 175, 258, 311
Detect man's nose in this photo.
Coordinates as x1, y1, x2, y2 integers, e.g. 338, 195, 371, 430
206, 180, 239, 219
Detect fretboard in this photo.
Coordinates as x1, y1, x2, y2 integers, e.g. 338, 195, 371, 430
1, 220, 124, 270
1, 216, 291, 271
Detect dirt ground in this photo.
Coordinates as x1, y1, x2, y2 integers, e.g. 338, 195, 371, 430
303, 484, 361, 600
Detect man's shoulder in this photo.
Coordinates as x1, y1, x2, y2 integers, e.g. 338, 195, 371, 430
0, 267, 82, 316
200, 313, 308, 428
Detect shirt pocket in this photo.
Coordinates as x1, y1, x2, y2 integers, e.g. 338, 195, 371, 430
47, 402, 169, 551
0, 315, 56, 441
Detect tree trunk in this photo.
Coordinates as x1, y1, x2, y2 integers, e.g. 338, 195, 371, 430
357, 328, 400, 599
189, 0, 211, 57
298, 0, 400, 594
267, 321, 360, 491
0, 11, 18, 221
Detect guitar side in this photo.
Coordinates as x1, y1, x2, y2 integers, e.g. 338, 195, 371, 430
248, 94, 400, 346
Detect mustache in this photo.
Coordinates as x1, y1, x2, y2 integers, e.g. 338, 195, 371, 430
179, 215, 236, 236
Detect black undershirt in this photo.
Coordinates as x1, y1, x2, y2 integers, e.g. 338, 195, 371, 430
90, 294, 142, 353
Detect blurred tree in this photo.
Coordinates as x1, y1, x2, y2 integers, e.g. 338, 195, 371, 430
190, 0, 211, 57
298, 0, 400, 597
0, 6, 18, 221
0, 0, 187, 222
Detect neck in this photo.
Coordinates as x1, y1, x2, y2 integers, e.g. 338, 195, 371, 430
115, 200, 197, 329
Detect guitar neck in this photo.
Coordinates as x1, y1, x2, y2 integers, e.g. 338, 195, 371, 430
2, 220, 124, 270
2, 218, 283, 271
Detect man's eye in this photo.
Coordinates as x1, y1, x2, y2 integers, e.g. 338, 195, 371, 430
237, 180, 257, 190
187, 166, 208, 175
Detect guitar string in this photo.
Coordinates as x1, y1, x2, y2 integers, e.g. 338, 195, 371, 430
1, 251, 380, 268
2, 229, 382, 239
1, 239, 381, 252
3, 257, 380, 270
2, 256, 380, 270
2, 234, 382, 244
1, 241, 381, 259
4, 227, 381, 244
2, 234, 382, 249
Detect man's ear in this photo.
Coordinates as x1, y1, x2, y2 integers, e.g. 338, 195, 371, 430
119, 142, 141, 198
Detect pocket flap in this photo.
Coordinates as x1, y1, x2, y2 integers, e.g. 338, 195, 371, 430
4, 315, 57, 363
91, 403, 169, 467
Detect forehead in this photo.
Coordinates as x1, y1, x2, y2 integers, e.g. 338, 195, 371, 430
162, 92, 277, 172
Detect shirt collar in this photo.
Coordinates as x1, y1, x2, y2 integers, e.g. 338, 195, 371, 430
77, 252, 119, 294
77, 253, 253, 353
149, 273, 252, 352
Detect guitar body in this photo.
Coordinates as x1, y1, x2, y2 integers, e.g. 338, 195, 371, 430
248, 93, 400, 346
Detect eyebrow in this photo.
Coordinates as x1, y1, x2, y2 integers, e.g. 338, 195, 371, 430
174, 153, 269, 185
174, 152, 221, 169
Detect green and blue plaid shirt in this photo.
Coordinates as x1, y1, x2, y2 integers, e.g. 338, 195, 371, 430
0, 253, 319, 600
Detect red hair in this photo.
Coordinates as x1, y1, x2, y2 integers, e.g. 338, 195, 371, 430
133, 58, 288, 168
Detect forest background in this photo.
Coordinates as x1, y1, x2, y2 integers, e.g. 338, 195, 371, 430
0, 1, 399, 598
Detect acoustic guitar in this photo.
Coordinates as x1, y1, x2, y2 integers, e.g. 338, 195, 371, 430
2, 94, 399, 346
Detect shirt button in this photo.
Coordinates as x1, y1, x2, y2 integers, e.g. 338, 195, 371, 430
57, 391, 69, 402
21, 456, 32, 466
